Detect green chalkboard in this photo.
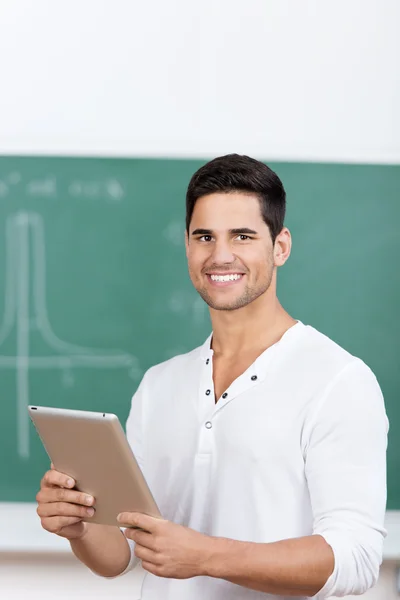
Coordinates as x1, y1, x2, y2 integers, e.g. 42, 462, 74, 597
0, 157, 399, 508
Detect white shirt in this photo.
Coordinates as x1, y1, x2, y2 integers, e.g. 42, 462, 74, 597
121, 321, 388, 599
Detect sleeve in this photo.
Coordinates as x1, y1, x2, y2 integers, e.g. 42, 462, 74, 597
304, 359, 389, 598
93, 373, 148, 578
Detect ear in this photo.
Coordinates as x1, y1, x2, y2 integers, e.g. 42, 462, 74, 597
273, 228, 292, 267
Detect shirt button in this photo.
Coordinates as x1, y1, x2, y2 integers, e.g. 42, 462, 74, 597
206, 359, 210, 365
205, 389, 211, 395
205, 421, 213, 429
251, 375, 258, 381
222, 392, 228, 399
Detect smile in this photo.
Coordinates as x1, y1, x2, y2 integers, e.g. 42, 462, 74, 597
206, 273, 244, 286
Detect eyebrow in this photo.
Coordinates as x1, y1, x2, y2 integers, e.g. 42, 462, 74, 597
191, 227, 258, 236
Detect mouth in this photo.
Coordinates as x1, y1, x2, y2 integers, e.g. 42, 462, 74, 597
205, 273, 245, 287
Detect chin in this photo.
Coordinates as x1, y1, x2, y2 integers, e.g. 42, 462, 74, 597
209, 303, 243, 312
201, 293, 251, 312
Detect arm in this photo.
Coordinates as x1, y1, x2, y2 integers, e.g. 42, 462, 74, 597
303, 360, 388, 597
70, 523, 133, 578
121, 514, 332, 595
210, 360, 388, 597
122, 514, 333, 596
204, 534, 333, 597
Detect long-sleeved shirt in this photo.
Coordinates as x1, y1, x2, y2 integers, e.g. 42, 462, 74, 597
120, 320, 388, 599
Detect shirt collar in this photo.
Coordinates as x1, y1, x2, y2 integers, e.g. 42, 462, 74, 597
199, 320, 304, 362
200, 332, 214, 360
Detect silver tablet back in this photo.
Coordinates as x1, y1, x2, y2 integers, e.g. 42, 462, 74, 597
28, 405, 161, 527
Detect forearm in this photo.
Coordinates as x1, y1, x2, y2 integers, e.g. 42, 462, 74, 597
70, 523, 132, 577
204, 534, 334, 597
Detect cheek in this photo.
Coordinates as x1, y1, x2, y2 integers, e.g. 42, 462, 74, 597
187, 255, 202, 280
188, 249, 207, 272
245, 251, 273, 277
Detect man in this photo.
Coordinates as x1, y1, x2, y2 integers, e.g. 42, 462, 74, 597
36, 154, 388, 599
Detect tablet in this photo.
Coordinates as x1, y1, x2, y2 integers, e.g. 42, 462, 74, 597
28, 405, 161, 528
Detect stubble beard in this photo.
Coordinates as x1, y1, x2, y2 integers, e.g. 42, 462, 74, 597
193, 269, 274, 312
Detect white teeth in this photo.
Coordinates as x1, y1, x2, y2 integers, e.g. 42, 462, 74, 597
210, 274, 242, 282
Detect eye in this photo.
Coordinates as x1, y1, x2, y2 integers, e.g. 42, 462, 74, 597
236, 234, 252, 241
199, 235, 213, 242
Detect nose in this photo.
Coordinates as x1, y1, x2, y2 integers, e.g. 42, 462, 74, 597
211, 239, 236, 265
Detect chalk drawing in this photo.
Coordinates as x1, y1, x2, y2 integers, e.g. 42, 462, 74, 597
26, 177, 57, 197
0, 172, 21, 197
68, 179, 124, 201
0, 212, 141, 459
106, 179, 124, 201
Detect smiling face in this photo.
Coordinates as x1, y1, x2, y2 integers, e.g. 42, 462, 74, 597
185, 192, 278, 311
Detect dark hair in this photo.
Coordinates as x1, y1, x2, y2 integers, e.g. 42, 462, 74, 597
186, 154, 286, 244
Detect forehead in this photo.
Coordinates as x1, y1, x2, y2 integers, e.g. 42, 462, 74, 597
190, 192, 266, 230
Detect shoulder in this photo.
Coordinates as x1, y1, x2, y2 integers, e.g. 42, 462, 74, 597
299, 323, 356, 364
294, 323, 375, 380
296, 327, 388, 450
297, 324, 386, 418
280, 323, 384, 411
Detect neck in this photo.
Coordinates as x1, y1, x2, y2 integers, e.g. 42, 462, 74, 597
209, 293, 297, 359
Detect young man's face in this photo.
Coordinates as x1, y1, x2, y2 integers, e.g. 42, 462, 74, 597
185, 192, 278, 311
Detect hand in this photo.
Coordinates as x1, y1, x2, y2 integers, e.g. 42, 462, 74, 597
117, 512, 213, 579
36, 463, 96, 540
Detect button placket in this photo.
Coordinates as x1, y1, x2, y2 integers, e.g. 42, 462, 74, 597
211, 372, 259, 416
199, 354, 214, 408
197, 353, 216, 454
198, 415, 214, 454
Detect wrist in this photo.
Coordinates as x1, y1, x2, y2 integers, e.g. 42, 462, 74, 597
202, 536, 250, 580
77, 521, 90, 540
67, 521, 89, 542
200, 535, 228, 578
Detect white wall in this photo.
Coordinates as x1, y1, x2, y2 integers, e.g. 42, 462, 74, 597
0, 0, 399, 162
0, 1, 398, 598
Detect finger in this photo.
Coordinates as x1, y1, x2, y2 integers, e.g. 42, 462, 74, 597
41, 515, 83, 533
134, 544, 162, 564
37, 502, 95, 519
124, 528, 156, 549
41, 469, 75, 490
50, 463, 55, 470
36, 487, 94, 507
117, 512, 162, 531
141, 561, 162, 576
